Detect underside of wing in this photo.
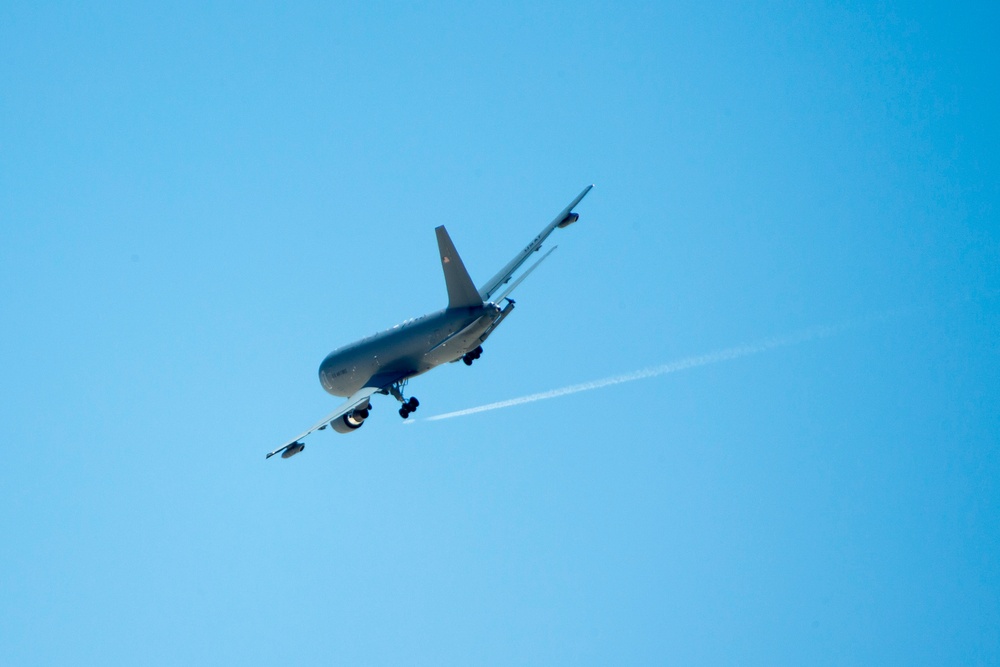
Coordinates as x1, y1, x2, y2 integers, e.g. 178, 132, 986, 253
266, 370, 412, 459
478, 185, 593, 303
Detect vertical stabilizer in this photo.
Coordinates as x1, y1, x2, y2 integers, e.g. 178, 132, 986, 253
435, 226, 484, 309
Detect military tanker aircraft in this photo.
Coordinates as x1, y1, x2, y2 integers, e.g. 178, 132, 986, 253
267, 185, 594, 459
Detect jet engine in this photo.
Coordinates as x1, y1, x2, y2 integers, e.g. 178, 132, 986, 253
557, 212, 579, 228
281, 442, 305, 458
330, 406, 370, 434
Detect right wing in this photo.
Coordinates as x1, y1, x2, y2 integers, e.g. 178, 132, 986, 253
478, 185, 593, 303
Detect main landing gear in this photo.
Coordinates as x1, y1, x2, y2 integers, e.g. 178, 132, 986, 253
463, 345, 483, 366
399, 396, 419, 419
389, 381, 420, 419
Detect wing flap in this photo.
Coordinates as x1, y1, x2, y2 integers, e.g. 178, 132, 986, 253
428, 317, 489, 353
478, 185, 592, 302
494, 246, 557, 303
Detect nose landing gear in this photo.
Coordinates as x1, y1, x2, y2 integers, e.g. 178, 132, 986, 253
399, 396, 419, 419
389, 381, 420, 419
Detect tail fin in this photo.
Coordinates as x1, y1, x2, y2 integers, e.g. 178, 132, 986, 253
435, 226, 483, 309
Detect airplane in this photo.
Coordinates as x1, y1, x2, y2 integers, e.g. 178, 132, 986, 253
266, 185, 594, 459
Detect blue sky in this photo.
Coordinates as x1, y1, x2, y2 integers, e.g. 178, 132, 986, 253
1, 2, 998, 664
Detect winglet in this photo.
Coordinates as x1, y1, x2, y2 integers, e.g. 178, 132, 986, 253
435, 226, 483, 309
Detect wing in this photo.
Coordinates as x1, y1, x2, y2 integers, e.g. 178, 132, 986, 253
494, 246, 558, 303
478, 185, 593, 303
265, 370, 411, 459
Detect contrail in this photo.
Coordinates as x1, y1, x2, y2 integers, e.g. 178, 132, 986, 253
423, 321, 855, 422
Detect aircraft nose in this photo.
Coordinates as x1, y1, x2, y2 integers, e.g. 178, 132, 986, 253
318, 352, 346, 394
318, 356, 334, 389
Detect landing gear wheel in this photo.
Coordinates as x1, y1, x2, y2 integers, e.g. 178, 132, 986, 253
463, 346, 484, 365
390, 380, 418, 418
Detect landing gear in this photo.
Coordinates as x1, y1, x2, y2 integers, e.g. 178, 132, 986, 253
463, 345, 484, 366
398, 397, 419, 419
389, 381, 420, 419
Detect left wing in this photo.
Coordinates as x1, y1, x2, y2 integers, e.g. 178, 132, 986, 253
266, 369, 413, 459
266, 387, 379, 459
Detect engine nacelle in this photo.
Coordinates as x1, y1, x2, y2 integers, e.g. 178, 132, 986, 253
330, 407, 369, 434
557, 212, 579, 228
281, 442, 305, 458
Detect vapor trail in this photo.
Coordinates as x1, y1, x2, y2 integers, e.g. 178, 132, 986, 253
423, 321, 853, 422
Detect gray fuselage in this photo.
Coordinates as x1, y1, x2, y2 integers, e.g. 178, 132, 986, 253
318, 304, 503, 397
